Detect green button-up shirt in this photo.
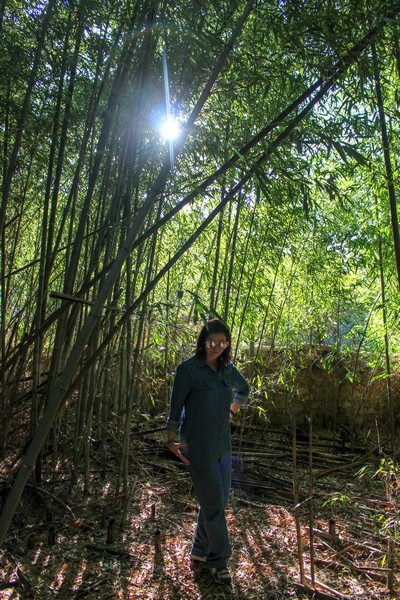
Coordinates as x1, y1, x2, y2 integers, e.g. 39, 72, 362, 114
167, 356, 249, 468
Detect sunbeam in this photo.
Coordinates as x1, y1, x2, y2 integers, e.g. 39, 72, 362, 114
162, 49, 179, 163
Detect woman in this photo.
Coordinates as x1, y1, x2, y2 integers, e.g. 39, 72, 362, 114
166, 318, 249, 585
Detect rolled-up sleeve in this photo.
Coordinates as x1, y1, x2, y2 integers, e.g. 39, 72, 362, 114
167, 362, 191, 431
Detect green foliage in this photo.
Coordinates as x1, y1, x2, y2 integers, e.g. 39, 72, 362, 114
255, 404, 270, 425
372, 457, 400, 506
322, 493, 359, 510
357, 458, 400, 567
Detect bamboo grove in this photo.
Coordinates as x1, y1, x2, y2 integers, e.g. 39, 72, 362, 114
1, 0, 400, 545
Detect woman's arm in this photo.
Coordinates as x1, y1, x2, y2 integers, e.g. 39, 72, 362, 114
166, 362, 191, 465
230, 365, 249, 415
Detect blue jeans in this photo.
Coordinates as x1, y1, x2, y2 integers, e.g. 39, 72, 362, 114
189, 455, 232, 569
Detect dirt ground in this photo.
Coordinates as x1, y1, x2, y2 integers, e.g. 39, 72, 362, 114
0, 429, 398, 599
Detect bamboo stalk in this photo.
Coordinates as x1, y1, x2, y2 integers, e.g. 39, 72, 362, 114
120, 475, 139, 531
387, 538, 394, 593
50, 290, 119, 310
308, 414, 315, 585
292, 405, 305, 584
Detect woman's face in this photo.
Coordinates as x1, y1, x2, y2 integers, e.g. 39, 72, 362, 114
204, 332, 229, 362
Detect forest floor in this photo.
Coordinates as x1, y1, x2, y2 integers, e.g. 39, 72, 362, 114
0, 426, 399, 599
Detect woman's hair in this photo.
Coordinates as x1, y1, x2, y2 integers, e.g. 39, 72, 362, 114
195, 318, 232, 366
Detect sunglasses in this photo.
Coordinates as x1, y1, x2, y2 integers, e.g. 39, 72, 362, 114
205, 339, 229, 349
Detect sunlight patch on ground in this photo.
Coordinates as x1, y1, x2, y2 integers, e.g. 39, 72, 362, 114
50, 561, 70, 592
30, 546, 43, 566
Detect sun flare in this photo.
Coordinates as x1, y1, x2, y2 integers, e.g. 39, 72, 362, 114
160, 118, 180, 141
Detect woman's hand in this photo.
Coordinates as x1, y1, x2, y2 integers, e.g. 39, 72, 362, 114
167, 442, 190, 465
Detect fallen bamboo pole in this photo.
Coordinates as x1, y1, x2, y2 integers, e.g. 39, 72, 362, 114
304, 575, 352, 599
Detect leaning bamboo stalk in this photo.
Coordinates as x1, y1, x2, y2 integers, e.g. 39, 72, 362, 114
371, 43, 397, 453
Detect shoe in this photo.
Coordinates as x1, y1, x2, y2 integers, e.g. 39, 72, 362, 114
209, 566, 232, 585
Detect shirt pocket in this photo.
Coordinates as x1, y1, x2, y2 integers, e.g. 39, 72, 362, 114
190, 370, 216, 391
187, 380, 217, 418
